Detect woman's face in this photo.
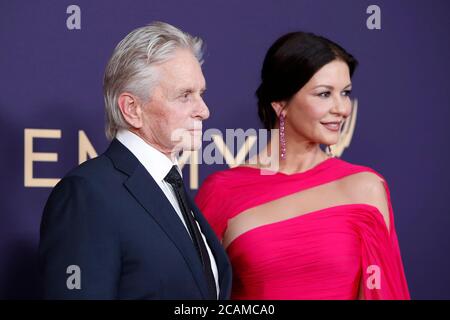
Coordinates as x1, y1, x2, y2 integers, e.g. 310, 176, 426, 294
280, 59, 353, 147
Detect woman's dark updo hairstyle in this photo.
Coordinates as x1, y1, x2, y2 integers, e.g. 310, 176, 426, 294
256, 32, 358, 129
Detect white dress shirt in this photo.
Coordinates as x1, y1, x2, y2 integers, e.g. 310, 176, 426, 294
116, 129, 219, 298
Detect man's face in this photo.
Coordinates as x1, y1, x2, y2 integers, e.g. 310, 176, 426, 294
138, 48, 209, 155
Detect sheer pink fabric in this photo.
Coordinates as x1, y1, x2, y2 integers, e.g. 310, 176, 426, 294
195, 158, 410, 300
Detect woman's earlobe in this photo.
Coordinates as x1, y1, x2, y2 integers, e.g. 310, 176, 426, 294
271, 101, 287, 117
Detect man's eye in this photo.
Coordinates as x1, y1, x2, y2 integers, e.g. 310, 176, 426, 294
180, 92, 191, 100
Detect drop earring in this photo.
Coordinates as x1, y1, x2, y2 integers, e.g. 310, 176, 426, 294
280, 113, 286, 160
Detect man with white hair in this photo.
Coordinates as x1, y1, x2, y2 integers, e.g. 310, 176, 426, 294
39, 22, 232, 299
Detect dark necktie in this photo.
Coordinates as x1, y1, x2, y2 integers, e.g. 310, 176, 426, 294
164, 165, 217, 299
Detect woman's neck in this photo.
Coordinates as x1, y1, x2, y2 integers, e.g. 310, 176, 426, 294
250, 135, 331, 175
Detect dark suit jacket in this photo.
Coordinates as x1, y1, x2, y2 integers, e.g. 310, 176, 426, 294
39, 139, 232, 299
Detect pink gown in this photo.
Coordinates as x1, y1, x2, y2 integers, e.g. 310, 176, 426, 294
195, 158, 410, 300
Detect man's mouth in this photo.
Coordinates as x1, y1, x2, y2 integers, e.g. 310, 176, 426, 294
188, 128, 202, 135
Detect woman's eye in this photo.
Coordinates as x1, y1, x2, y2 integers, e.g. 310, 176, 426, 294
342, 90, 352, 97
318, 92, 331, 98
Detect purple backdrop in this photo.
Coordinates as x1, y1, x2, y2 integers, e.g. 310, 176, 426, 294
1, 0, 449, 299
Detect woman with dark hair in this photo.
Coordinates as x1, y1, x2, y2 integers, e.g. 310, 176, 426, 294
195, 32, 410, 299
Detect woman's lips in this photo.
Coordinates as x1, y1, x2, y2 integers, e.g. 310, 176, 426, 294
320, 121, 341, 132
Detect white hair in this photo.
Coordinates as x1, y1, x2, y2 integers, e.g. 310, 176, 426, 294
103, 21, 204, 140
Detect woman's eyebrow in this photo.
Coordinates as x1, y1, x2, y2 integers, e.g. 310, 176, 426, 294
313, 83, 352, 89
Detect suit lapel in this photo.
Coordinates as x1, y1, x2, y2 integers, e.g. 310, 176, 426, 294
105, 139, 211, 299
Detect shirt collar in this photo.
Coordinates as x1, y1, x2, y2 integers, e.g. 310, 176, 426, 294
116, 129, 181, 182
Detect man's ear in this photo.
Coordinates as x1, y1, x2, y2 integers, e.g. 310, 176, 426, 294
117, 93, 143, 129
271, 101, 288, 118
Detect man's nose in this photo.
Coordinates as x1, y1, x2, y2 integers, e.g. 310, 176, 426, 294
196, 97, 210, 120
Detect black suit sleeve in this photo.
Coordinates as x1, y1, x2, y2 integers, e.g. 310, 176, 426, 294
39, 175, 121, 299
